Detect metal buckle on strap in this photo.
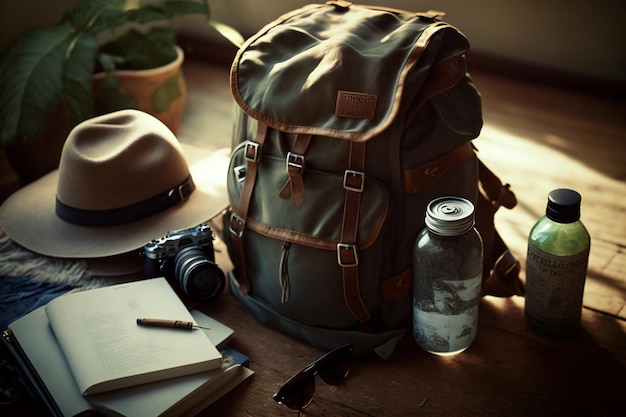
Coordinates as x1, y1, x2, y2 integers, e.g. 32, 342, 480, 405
337, 243, 358, 266
167, 177, 194, 202
229, 213, 245, 238
343, 170, 364, 192
286, 152, 305, 173
245, 141, 260, 162
234, 165, 246, 183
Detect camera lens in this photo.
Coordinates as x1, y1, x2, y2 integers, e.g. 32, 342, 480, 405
174, 246, 225, 301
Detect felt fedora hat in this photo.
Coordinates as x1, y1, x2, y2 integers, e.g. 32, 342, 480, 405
0, 109, 229, 259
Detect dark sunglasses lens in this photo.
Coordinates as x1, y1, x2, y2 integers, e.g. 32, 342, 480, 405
318, 354, 350, 385
318, 344, 352, 385
273, 371, 316, 410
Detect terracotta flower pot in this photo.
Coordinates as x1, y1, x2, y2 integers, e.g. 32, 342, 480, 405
92, 45, 187, 135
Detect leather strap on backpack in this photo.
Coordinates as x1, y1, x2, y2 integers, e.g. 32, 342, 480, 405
476, 157, 524, 296
478, 158, 517, 210
402, 141, 474, 193
339, 141, 371, 322
278, 134, 313, 207
229, 122, 268, 295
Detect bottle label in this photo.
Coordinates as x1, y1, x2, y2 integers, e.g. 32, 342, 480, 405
413, 273, 482, 353
525, 244, 589, 325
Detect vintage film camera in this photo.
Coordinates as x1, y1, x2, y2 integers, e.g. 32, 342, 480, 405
143, 223, 225, 301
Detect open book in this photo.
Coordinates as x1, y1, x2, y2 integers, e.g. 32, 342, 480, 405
3, 292, 252, 417
43, 277, 222, 395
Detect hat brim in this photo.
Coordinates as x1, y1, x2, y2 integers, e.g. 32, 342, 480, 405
0, 144, 231, 259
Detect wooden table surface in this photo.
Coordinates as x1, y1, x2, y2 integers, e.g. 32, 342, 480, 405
2, 56, 624, 417
200, 287, 625, 417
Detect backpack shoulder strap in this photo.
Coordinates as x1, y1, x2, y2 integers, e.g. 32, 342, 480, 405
476, 156, 525, 296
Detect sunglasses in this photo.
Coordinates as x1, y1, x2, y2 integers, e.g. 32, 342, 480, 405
273, 343, 354, 413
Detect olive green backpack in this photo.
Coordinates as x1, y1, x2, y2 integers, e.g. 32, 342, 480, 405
224, 2, 523, 358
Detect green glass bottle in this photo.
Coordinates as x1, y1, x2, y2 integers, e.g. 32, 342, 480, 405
525, 189, 590, 338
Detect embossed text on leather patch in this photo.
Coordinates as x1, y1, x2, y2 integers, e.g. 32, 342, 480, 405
335, 91, 377, 120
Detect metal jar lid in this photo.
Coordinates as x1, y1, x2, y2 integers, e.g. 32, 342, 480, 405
425, 196, 475, 236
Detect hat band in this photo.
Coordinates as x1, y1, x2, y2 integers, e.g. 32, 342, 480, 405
55, 176, 196, 227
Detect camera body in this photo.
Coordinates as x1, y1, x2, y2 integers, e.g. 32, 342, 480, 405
143, 224, 225, 301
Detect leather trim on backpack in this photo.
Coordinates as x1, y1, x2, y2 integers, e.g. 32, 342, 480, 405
402, 141, 474, 193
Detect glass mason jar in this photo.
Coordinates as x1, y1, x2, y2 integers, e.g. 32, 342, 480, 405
413, 197, 483, 356
525, 189, 590, 338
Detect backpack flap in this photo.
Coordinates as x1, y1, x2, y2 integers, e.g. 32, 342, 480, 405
231, 2, 474, 142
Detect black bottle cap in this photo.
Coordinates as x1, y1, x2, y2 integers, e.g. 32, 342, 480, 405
546, 189, 581, 223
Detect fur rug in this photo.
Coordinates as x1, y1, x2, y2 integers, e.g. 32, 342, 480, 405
0, 232, 109, 289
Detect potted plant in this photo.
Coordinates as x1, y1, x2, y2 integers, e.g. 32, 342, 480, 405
0, 0, 242, 183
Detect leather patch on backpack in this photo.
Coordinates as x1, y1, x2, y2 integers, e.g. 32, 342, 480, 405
335, 91, 377, 119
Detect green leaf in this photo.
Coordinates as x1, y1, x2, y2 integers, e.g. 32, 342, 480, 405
55, 0, 126, 42
0, 23, 73, 145
99, 27, 177, 70
63, 32, 99, 126
64, 0, 125, 31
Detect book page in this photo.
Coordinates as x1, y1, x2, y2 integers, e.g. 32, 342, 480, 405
7, 306, 94, 417
190, 309, 234, 349
45, 278, 221, 395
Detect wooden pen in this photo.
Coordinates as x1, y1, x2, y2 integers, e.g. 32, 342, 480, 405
136, 318, 211, 330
